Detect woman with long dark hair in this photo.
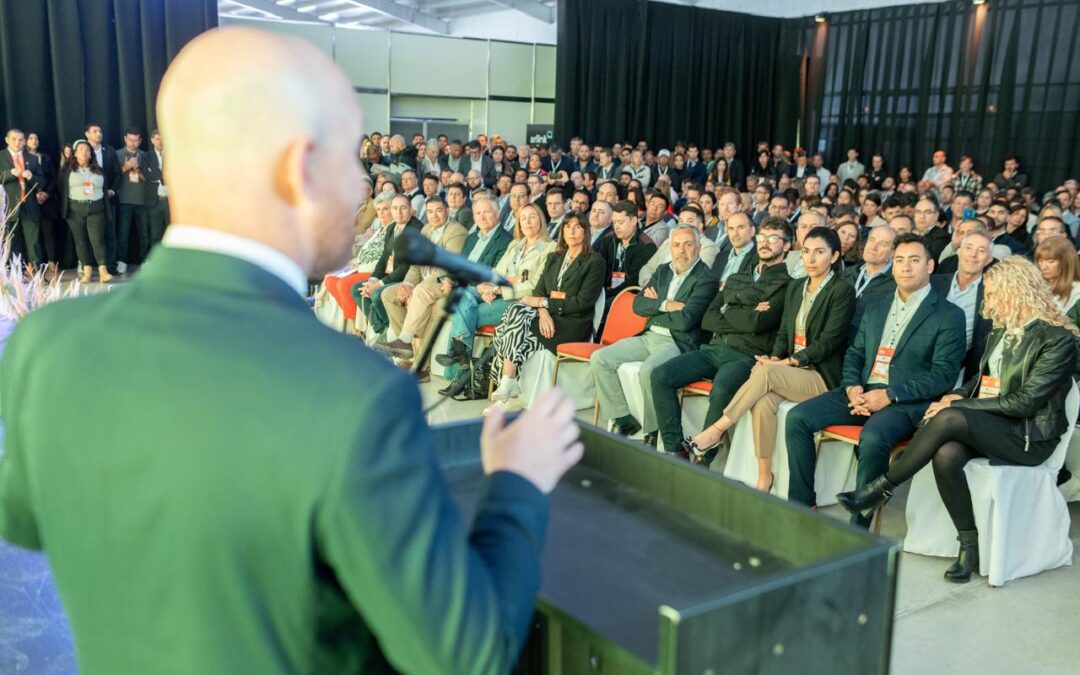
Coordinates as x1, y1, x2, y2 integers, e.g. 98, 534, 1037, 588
489, 211, 605, 402
60, 140, 112, 283
838, 257, 1080, 582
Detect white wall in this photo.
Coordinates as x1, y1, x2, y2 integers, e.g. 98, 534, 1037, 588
217, 16, 555, 145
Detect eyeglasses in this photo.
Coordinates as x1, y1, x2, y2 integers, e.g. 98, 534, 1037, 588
755, 234, 787, 244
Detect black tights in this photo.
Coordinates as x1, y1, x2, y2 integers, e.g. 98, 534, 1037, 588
885, 408, 982, 532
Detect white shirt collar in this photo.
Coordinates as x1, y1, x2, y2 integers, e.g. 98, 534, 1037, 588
162, 225, 308, 297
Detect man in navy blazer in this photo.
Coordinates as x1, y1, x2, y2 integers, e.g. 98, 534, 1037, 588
590, 224, 718, 441
786, 233, 967, 527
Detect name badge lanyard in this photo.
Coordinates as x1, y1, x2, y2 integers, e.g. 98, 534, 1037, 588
794, 273, 832, 351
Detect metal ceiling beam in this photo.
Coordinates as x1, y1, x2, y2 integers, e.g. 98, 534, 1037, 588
226, 0, 318, 22
487, 0, 554, 23
342, 0, 450, 34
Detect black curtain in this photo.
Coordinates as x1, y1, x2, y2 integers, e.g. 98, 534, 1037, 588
0, 0, 217, 158
555, 0, 801, 153
795, 0, 1080, 193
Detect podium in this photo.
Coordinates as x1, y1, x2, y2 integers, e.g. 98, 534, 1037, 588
432, 421, 898, 675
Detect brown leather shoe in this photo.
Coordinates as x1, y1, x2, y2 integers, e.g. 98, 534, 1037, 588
98, 266, 114, 283
80, 265, 93, 284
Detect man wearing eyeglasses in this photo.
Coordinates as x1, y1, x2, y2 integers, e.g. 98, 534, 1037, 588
649, 216, 794, 457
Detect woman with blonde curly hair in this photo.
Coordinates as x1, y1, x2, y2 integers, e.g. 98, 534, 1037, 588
837, 256, 1079, 582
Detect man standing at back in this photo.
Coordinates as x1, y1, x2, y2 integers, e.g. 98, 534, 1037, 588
0, 28, 583, 675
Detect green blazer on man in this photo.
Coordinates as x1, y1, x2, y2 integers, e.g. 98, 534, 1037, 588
631, 258, 719, 353
0, 246, 548, 674
459, 225, 512, 277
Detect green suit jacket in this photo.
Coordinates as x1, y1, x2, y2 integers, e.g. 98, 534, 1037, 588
0, 246, 548, 674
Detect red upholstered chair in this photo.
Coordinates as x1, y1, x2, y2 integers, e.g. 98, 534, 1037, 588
324, 272, 371, 322
817, 425, 910, 533
681, 380, 713, 399
552, 286, 648, 420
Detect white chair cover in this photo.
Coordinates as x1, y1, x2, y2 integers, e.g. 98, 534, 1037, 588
903, 384, 1078, 586
720, 400, 857, 504
313, 286, 347, 331
517, 293, 607, 410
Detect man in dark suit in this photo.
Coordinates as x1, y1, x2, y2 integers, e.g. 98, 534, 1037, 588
463, 140, 496, 188
786, 233, 967, 527
445, 183, 474, 231
541, 143, 571, 175
651, 217, 794, 454
1, 128, 45, 267
722, 142, 746, 190
597, 200, 657, 311
843, 224, 897, 338
84, 122, 120, 273
142, 129, 170, 251
0, 27, 583, 675
930, 230, 993, 382
591, 225, 718, 442
25, 131, 60, 274
355, 193, 424, 336
710, 212, 758, 285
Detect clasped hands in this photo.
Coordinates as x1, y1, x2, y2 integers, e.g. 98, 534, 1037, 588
846, 385, 892, 416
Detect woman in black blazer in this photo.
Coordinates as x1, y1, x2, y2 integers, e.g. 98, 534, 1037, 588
490, 211, 606, 401
684, 228, 855, 488
839, 256, 1079, 582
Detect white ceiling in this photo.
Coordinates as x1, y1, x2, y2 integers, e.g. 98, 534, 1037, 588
217, 0, 951, 43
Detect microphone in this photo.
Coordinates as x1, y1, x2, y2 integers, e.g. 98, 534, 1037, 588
393, 229, 513, 287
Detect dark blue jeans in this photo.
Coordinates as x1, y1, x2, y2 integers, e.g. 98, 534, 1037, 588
785, 387, 927, 527
650, 343, 755, 453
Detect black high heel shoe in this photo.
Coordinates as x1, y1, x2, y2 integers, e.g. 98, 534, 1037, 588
681, 433, 723, 467
837, 475, 898, 518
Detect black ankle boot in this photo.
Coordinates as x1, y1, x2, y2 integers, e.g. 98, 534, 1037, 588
836, 475, 898, 517
435, 338, 469, 368
944, 530, 980, 583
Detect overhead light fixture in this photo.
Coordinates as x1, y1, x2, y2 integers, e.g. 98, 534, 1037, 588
815, 13, 827, 23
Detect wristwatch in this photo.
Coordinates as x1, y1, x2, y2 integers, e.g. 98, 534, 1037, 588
541, 298, 549, 309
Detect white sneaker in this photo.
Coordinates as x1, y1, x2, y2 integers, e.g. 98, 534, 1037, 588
490, 376, 520, 401
117, 261, 128, 275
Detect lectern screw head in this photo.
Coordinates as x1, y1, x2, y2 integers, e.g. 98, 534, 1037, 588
858, 613, 869, 625
581, 479, 592, 488
773, 643, 785, 656
749, 556, 762, 568
589, 654, 600, 670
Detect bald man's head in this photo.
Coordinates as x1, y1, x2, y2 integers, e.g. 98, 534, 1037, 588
157, 28, 366, 275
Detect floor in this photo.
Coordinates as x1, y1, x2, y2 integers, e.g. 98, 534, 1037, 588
2, 374, 1078, 674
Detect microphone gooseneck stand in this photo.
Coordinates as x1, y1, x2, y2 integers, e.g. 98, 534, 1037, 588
418, 283, 467, 415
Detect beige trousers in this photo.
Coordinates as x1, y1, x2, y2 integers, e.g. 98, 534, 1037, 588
722, 364, 827, 459
382, 279, 445, 338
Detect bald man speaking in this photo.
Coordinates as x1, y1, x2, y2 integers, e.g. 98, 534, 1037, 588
0, 28, 582, 675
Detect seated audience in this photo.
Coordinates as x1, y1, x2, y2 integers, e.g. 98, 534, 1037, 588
684, 227, 855, 486
590, 225, 718, 442
785, 233, 967, 527
913, 197, 951, 262
639, 205, 719, 285
650, 217, 794, 455
545, 186, 569, 238
837, 257, 1078, 581
709, 211, 758, 285
588, 199, 614, 245
489, 212, 605, 401
597, 200, 657, 306
445, 183, 474, 230
987, 198, 1026, 253
352, 194, 423, 336
844, 225, 898, 336
375, 197, 470, 374
640, 189, 674, 246
930, 231, 994, 380
837, 220, 862, 269
1036, 236, 1080, 325
439, 202, 553, 384
784, 210, 825, 278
